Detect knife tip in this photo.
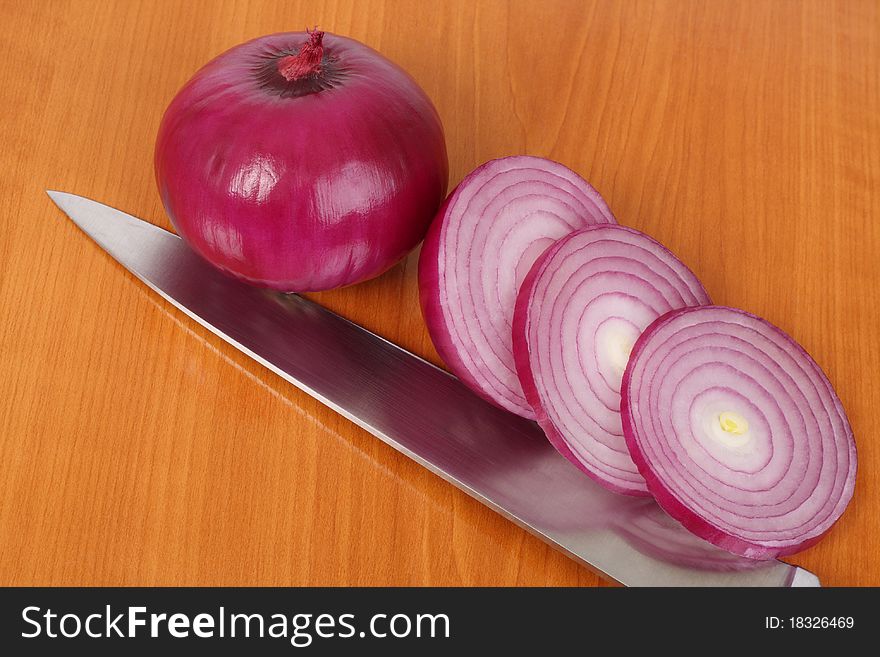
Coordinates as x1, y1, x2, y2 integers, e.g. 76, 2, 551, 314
46, 189, 70, 206
46, 190, 88, 220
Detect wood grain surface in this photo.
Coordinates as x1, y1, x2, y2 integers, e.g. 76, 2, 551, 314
1, 0, 878, 586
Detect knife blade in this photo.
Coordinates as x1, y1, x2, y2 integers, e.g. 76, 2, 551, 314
47, 190, 819, 587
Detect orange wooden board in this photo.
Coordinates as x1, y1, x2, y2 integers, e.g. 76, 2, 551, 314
0, 0, 877, 586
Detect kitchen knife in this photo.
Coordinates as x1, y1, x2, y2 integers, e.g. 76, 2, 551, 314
48, 191, 819, 587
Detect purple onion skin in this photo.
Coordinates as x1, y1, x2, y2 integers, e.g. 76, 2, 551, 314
621, 306, 857, 560
155, 32, 448, 292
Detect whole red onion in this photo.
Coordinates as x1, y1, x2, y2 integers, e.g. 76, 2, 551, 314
155, 30, 448, 291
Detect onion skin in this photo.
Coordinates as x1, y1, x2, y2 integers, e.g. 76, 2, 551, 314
419, 156, 615, 418
621, 306, 857, 559
512, 225, 710, 495
155, 31, 448, 292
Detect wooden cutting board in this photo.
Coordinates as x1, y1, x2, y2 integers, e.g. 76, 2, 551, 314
0, 0, 877, 586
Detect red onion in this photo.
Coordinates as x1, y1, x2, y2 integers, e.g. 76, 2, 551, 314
512, 225, 710, 495
419, 156, 615, 418
155, 30, 448, 292
621, 306, 857, 559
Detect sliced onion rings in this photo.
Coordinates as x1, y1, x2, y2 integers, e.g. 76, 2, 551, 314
419, 156, 615, 418
513, 225, 710, 495
621, 306, 857, 559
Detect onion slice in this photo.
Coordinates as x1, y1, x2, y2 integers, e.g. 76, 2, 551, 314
419, 156, 615, 418
621, 306, 857, 559
512, 225, 710, 495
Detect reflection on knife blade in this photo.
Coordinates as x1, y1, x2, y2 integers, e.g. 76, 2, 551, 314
46, 191, 819, 587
